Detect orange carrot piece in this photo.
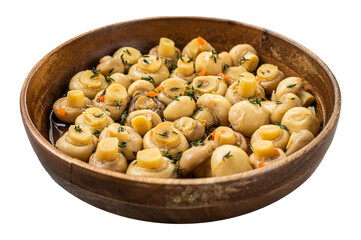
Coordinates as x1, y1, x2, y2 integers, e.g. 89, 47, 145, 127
58, 107, 66, 117
258, 162, 265, 168
198, 69, 207, 76
145, 91, 158, 97
97, 95, 105, 102
199, 119, 207, 125
150, 130, 154, 137
256, 77, 262, 83
274, 149, 281, 156
212, 100, 216, 106
197, 36, 205, 45
155, 85, 164, 93
217, 73, 229, 82
210, 130, 216, 140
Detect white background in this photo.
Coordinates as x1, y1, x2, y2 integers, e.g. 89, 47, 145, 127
1, 0, 359, 239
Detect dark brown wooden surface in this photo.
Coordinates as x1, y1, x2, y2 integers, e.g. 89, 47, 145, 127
20, 17, 341, 223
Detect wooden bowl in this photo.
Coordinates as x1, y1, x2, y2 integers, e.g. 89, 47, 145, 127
20, 17, 341, 223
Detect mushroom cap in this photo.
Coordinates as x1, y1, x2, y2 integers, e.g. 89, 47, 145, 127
89, 151, 127, 173
251, 124, 290, 150
128, 92, 165, 118
286, 129, 315, 155
181, 37, 214, 59
256, 64, 285, 94
211, 145, 253, 177
173, 117, 205, 142
148, 45, 181, 69
193, 76, 228, 97
270, 93, 303, 124
69, 70, 109, 99
179, 141, 217, 176
96, 55, 125, 76
127, 80, 155, 96
229, 44, 257, 66
126, 157, 177, 179
228, 100, 270, 136
275, 77, 304, 100
53, 96, 92, 124
281, 107, 320, 136
125, 109, 162, 130
163, 96, 196, 121
157, 78, 187, 105
223, 66, 248, 86
196, 94, 232, 126
109, 73, 131, 89
195, 51, 223, 75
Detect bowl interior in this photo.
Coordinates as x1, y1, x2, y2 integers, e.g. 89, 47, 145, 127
24, 16, 336, 160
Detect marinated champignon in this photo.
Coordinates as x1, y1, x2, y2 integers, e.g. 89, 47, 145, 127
179, 141, 216, 176
212, 126, 248, 152
89, 138, 127, 173
113, 47, 142, 72
211, 145, 252, 177
256, 64, 285, 94
128, 55, 170, 86
93, 84, 129, 121
195, 50, 223, 75
96, 55, 125, 76
218, 51, 233, 68
225, 72, 266, 105
223, 65, 248, 86
270, 93, 303, 124
53, 90, 92, 123
261, 100, 277, 115
192, 158, 213, 178
143, 121, 189, 158
69, 69, 109, 99
251, 124, 290, 150
125, 109, 162, 136
148, 37, 181, 69
173, 117, 205, 142
273, 77, 315, 107
193, 94, 231, 127
55, 124, 98, 161
281, 107, 320, 136
128, 92, 165, 118
182, 36, 214, 59
108, 73, 131, 89
228, 100, 270, 136
170, 57, 197, 82
193, 76, 227, 97
126, 148, 177, 179
157, 78, 187, 105
127, 80, 155, 97
99, 123, 142, 161
229, 44, 259, 71
250, 140, 286, 168
286, 129, 315, 155
75, 107, 114, 136
163, 96, 196, 121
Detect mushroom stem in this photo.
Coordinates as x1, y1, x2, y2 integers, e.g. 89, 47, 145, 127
158, 37, 175, 58
66, 90, 85, 108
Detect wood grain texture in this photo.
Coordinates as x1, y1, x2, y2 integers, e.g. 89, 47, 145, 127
20, 17, 341, 223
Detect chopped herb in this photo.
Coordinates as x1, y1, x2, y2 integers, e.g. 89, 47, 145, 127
248, 97, 262, 107
276, 101, 282, 104
108, 68, 114, 74
133, 160, 137, 166
118, 126, 124, 132
105, 76, 114, 83
209, 50, 219, 63
157, 131, 169, 137
143, 59, 149, 64
240, 56, 249, 64
223, 63, 230, 71
119, 150, 125, 156
118, 142, 127, 148
120, 111, 128, 124
141, 76, 155, 84
239, 74, 244, 78
173, 95, 180, 101
74, 125, 83, 133
132, 151, 137, 157
169, 87, 180, 91
191, 139, 205, 147
105, 108, 110, 112
120, 53, 128, 64
142, 55, 149, 58
92, 129, 101, 135
291, 97, 296, 100
261, 71, 265, 75
267, 70, 270, 73
196, 82, 203, 88
93, 113, 104, 118
113, 99, 123, 110
187, 57, 193, 63
223, 151, 233, 159
123, 48, 131, 55
170, 62, 177, 72
172, 165, 184, 176
172, 131, 178, 135
275, 122, 288, 130
100, 89, 106, 96
287, 83, 297, 88
90, 67, 100, 78
179, 56, 185, 62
